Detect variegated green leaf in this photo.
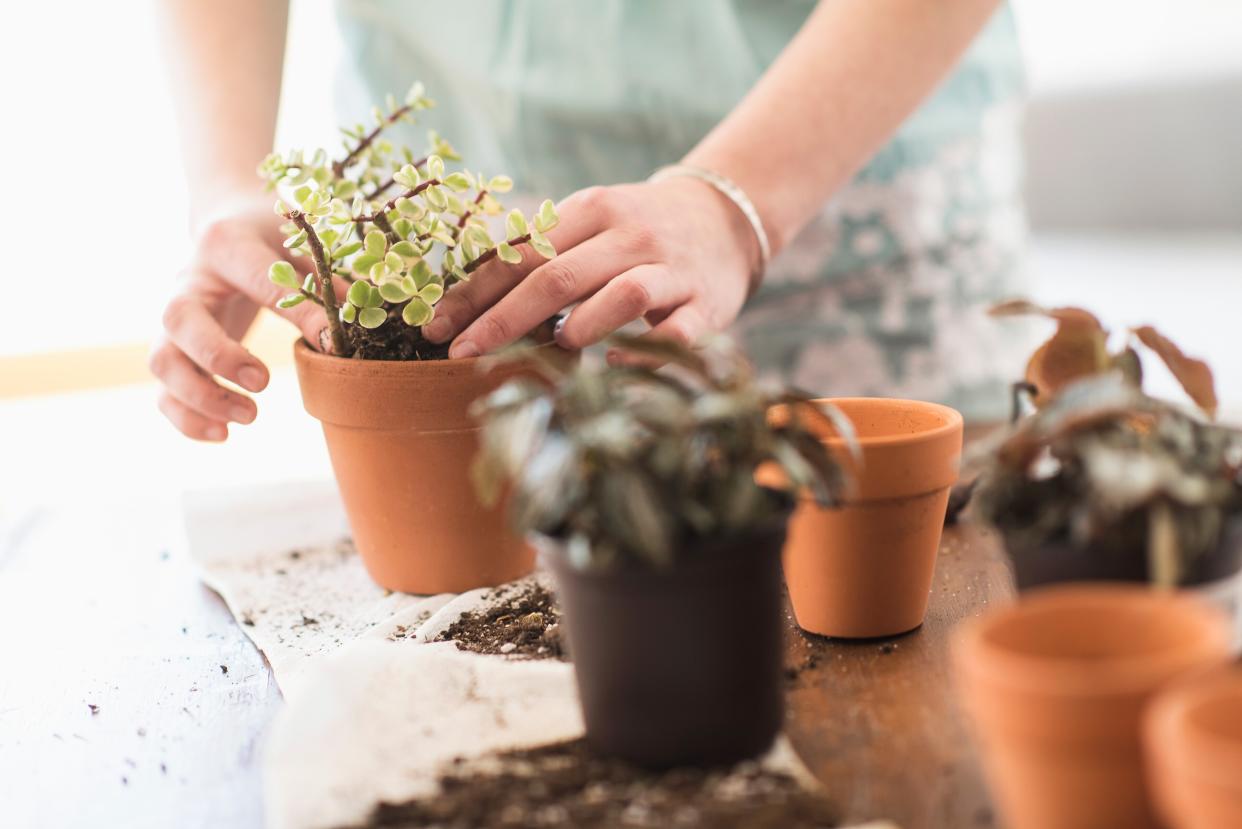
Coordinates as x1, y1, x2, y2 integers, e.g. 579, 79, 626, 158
358, 307, 387, 329
268, 261, 298, 289
505, 209, 527, 238
497, 242, 522, 265
402, 297, 434, 326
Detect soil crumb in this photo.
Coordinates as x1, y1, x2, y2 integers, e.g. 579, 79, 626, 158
437, 583, 564, 661
353, 739, 838, 828
783, 632, 824, 683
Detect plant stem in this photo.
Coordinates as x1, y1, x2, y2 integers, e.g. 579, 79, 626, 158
372, 212, 400, 245
465, 232, 531, 274
355, 178, 442, 223
332, 105, 412, 178
288, 211, 348, 355
454, 190, 489, 234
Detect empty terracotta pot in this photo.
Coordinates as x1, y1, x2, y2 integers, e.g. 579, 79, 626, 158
1145, 667, 1242, 829
779, 397, 963, 638
543, 520, 789, 769
954, 585, 1233, 829
294, 340, 555, 594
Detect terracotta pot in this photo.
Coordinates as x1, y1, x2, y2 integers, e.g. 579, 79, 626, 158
1145, 667, 1242, 829
543, 519, 789, 768
294, 340, 556, 594
778, 397, 963, 638
954, 585, 1233, 829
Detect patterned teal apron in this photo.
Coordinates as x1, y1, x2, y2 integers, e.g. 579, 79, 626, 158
334, 0, 1033, 421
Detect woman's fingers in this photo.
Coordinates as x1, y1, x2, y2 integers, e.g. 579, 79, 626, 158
606, 304, 710, 366
197, 220, 330, 348
420, 249, 535, 346
449, 225, 661, 357
424, 187, 614, 344
157, 390, 228, 443
161, 291, 270, 392
148, 339, 257, 425
554, 264, 688, 349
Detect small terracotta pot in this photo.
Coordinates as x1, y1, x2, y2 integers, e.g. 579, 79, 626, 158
1145, 667, 1242, 829
778, 397, 963, 638
954, 585, 1233, 829
543, 519, 789, 769
294, 340, 556, 594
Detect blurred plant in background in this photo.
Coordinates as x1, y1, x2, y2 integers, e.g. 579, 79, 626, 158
971, 301, 1242, 584
471, 337, 858, 571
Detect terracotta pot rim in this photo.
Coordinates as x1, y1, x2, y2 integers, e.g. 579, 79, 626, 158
1147, 669, 1242, 787
809, 397, 964, 449
954, 584, 1231, 697
294, 337, 494, 373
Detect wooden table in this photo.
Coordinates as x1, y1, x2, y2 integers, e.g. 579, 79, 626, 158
1, 496, 1012, 828
785, 522, 1013, 829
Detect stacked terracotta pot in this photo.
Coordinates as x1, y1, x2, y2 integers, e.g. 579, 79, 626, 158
954, 585, 1236, 829
1145, 667, 1242, 829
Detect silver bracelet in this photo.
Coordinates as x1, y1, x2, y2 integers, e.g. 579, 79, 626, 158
648, 163, 771, 282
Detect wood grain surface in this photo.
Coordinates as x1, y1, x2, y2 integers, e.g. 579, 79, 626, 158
784, 522, 1014, 829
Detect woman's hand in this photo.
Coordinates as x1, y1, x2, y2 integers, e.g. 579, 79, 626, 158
149, 200, 328, 441
422, 177, 761, 360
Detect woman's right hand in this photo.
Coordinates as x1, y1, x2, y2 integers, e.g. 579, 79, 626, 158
149, 200, 329, 441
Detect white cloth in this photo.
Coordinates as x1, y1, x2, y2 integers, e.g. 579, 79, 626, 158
184, 481, 897, 829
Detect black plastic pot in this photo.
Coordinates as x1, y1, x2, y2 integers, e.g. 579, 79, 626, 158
1007, 515, 1242, 590
543, 521, 788, 769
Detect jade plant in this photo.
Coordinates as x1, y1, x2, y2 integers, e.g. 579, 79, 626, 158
470, 337, 859, 570
258, 83, 560, 359
969, 301, 1242, 584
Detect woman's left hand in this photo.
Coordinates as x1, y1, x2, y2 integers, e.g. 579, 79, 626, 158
421, 177, 760, 360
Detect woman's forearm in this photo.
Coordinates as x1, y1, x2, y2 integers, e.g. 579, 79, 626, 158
684, 0, 1002, 255
157, 0, 290, 230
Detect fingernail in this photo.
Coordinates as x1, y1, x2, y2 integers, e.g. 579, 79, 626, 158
205, 425, 227, 442
423, 318, 449, 342
229, 404, 256, 425
239, 365, 266, 392
450, 340, 480, 360
553, 317, 566, 339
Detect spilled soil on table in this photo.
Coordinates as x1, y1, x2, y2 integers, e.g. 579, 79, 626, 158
353, 739, 838, 828
436, 582, 565, 660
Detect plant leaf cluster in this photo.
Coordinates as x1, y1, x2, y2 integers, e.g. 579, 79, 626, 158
989, 299, 1217, 417
258, 82, 560, 358
470, 337, 858, 571
975, 302, 1241, 584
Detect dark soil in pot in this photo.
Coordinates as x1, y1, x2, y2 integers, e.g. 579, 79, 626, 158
343, 314, 557, 361
1007, 515, 1242, 590
545, 521, 789, 769
346, 319, 452, 361
350, 739, 838, 828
